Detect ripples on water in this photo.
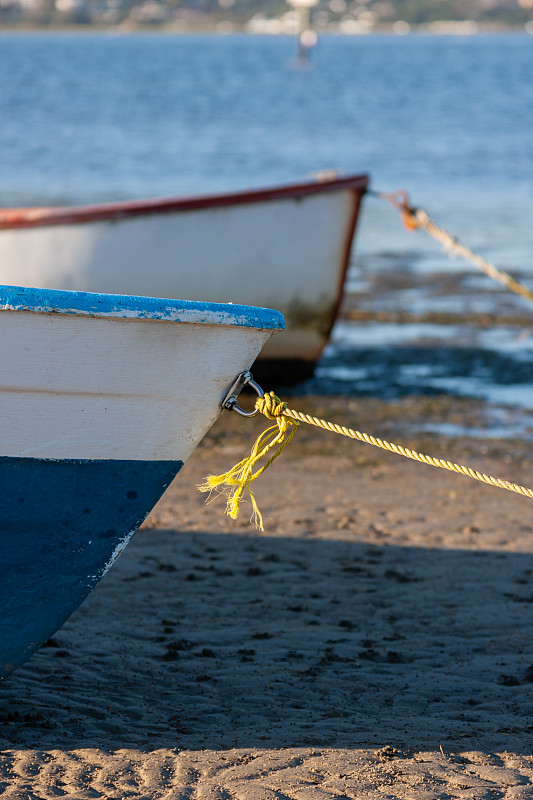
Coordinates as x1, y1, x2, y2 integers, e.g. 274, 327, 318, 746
1, 32, 533, 436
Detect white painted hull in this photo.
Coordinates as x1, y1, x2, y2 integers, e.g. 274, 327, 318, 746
0, 175, 368, 371
0, 287, 282, 462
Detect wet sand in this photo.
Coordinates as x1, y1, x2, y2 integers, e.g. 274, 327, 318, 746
2, 395, 533, 798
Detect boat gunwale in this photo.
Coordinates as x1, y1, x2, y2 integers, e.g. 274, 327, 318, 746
0, 285, 286, 330
0, 174, 369, 230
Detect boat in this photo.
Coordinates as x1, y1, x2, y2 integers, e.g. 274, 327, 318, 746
0, 284, 284, 680
0, 173, 368, 383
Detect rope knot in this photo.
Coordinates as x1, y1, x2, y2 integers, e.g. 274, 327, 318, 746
256, 391, 287, 420
198, 389, 298, 531
401, 207, 420, 231
378, 189, 419, 231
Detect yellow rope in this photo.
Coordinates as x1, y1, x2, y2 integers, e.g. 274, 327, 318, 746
200, 391, 533, 530
282, 405, 533, 500
198, 392, 298, 531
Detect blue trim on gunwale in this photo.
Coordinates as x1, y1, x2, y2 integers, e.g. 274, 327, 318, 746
0, 284, 285, 330
0, 455, 184, 680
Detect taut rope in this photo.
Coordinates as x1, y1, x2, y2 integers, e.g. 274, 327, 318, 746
200, 391, 533, 530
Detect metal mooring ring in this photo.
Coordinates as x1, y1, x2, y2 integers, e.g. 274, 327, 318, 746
223, 371, 264, 417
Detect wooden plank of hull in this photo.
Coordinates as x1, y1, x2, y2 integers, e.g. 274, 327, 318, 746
0, 286, 283, 679
0, 309, 275, 461
0, 175, 368, 379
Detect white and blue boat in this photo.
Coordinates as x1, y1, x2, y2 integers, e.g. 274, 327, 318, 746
0, 284, 284, 680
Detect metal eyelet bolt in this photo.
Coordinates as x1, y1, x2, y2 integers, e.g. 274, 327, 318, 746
222, 371, 264, 417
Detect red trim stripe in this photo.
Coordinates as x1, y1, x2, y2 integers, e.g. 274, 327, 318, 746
0, 174, 369, 230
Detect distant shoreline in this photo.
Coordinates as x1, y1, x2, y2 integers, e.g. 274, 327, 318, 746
0, 23, 531, 35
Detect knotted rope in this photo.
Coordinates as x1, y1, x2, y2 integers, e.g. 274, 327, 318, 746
198, 392, 298, 531
201, 391, 533, 530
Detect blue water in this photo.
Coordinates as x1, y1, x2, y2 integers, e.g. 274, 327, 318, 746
0, 32, 531, 202
1, 31, 533, 433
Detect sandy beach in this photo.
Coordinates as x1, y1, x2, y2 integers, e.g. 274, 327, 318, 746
2, 394, 533, 799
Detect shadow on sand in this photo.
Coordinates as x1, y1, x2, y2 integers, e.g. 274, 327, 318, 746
1, 525, 533, 756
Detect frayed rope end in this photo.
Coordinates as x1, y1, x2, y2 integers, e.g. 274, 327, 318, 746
198, 391, 298, 531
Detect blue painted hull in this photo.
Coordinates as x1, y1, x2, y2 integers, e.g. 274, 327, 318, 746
0, 456, 183, 680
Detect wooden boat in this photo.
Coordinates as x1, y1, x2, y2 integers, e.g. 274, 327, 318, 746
0, 284, 283, 680
0, 173, 368, 383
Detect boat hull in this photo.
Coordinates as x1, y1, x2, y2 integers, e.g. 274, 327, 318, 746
0, 286, 283, 679
0, 456, 182, 678
0, 175, 368, 381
